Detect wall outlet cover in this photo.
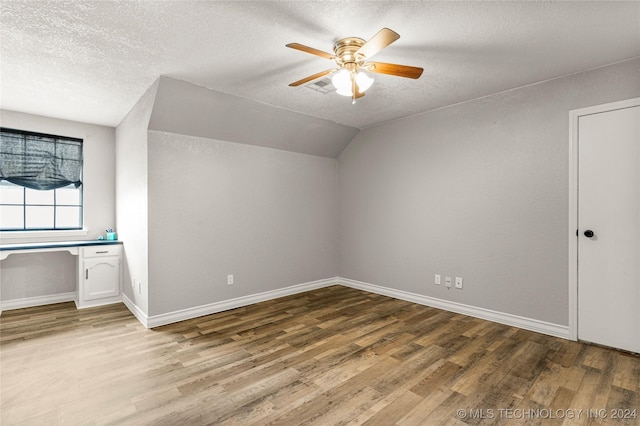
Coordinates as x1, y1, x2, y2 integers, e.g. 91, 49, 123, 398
455, 277, 463, 289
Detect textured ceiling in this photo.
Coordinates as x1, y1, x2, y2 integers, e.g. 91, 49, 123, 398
1, 1, 639, 129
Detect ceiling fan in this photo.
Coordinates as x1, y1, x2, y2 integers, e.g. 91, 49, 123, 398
287, 28, 423, 104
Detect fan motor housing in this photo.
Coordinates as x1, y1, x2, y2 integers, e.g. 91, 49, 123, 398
333, 37, 366, 66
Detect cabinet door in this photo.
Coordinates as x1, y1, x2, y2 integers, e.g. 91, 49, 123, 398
83, 257, 120, 301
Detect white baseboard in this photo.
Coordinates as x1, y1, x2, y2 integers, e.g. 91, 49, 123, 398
337, 277, 570, 340
1, 292, 76, 312
122, 293, 149, 328
121, 276, 570, 340
75, 295, 123, 310
144, 277, 338, 328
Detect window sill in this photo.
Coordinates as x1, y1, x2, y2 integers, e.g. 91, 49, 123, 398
0, 229, 89, 243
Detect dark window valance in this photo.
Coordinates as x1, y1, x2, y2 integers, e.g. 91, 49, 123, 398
0, 128, 83, 190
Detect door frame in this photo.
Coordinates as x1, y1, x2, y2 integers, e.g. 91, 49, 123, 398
568, 97, 640, 341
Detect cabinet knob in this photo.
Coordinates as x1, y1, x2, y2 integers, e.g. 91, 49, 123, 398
584, 230, 595, 238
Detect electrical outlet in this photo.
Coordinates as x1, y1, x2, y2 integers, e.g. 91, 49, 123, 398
455, 277, 463, 289
137, 280, 142, 294
445, 276, 452, 288
434, 274, 441, 285
227, 274, 234, 285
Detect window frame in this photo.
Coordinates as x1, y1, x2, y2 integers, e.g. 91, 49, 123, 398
0, 128, 84, 232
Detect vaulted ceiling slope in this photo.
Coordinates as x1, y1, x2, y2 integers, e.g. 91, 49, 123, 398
149, 77, 359, 158
1, 1, 639, 130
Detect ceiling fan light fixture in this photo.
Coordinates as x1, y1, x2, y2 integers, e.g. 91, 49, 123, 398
356, 71, 374, 92
331, 69, 352, 95
288, 28, 422, 102
332, 69, 374, 97
336, 87, 353, 97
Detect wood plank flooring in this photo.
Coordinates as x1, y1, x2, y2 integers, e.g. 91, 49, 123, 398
1, 285, 638, 425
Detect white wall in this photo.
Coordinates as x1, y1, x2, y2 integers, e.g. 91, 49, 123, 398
0, 252, 76, 300
149, 77, 359, 159
6, 58, 638, 331
337, 58, 640, 327
0, 110, 115, 302
115, 80, 158, 316
147, 131, 338, 316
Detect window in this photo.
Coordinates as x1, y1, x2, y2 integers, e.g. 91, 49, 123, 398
0, 128, 83, 231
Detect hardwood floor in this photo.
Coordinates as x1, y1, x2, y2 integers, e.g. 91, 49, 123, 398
1, 285, 638, 425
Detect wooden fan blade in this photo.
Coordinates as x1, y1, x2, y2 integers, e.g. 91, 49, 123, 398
289, 69, 336, 87
367, 61, 423, 79
356, 28, 400, 59
286, 43, 335, 60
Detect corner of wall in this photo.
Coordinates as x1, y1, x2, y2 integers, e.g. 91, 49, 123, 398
115, 78, 159, 318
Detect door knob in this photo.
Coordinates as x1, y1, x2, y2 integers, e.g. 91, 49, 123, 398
584, 230, 594, 238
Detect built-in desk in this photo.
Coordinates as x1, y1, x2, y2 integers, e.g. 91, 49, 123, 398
0, 240, 122, 260
0, 240, 123, 311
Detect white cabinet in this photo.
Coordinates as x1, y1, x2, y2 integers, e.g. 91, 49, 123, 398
77, 245, 122, 308
83, 257, 120, 300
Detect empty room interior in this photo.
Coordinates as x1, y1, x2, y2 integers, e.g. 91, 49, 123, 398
1, 1, 639, 424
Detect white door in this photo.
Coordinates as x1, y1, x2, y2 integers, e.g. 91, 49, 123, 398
577, 102, 640, 353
